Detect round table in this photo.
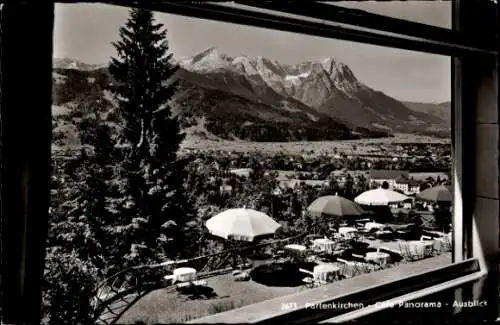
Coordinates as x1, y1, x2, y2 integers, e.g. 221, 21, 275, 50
173, 267, 197, 282
365, 222, 384, 231
409, 240, 434, 257
284, 244, 307, 253
312, 238, 336, 253
365, 252, 390, 266
313, 264, 340, 282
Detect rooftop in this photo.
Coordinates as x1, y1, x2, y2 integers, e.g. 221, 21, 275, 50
369, 170, 410, 180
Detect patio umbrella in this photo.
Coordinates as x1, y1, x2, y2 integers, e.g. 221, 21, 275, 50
205, 208, 281, 242
354, 188, 409, 206
307, 195, 366, 218
416, 184, 452, 202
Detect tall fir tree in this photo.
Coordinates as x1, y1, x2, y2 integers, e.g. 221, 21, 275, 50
108, 8, 192, 264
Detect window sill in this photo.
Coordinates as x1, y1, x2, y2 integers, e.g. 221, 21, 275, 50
322, 270, 485, 323
188, 255, 479, 324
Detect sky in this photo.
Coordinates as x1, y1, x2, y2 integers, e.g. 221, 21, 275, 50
53, 2, 452, 103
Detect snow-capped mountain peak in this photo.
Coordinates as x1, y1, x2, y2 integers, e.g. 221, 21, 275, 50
179, 47, 365, 107
53, 57, 106, 71
180, 47, 233, 72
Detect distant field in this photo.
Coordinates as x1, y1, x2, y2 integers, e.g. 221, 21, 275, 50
181, 133, 450, 155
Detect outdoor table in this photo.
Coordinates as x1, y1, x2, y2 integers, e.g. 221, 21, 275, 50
173, 267, 197, 282
365, 222, 385, 231
365, 252, 390, 266
313, 264, 340, 282
312, 238, 336, 253
408, 240, 434, 257
284, 244, 307, 253
339, 227, 358, 237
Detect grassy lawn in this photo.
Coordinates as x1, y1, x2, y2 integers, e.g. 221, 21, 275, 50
117, 272, 304, 324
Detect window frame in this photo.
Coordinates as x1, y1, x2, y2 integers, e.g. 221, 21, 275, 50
1, 0, 498, 324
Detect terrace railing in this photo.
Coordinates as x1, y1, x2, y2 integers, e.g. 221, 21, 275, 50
91, 221, 428, 324
91, 231, 312, 324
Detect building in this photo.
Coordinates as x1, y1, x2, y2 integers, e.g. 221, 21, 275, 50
393, 175, 420, 195
368, 170, 410, 189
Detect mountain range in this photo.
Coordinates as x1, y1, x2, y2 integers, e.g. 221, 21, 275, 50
402, 101, 451, 125
51, 48, 451, 145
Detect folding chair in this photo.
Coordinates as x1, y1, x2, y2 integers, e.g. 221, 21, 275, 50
301, 277, 315, 290
443, 237, 452, 252
360, 262, 374, 274
423, 245, 434, 258
410, 245, 424, 261
336, 261, 349, 279
351, 262, 363, 277
398, 243, 410, 263
401, 243, 418, 262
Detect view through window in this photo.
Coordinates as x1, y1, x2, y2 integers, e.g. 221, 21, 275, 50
47, 2, 453, 324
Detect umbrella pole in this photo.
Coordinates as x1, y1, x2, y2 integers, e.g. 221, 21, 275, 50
230, 240, 238, 269
232, 248, 237, 269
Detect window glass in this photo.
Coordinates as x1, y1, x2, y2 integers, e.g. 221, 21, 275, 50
47, 3, 452, 324
334, 1, 451, 29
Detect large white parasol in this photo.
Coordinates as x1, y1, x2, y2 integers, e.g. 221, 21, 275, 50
205, 208, 281, 242
354, 188, 409, 206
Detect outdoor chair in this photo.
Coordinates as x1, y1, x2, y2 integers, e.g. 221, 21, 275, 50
366, 259, 383, 271
338, 259, 362, 278
305, 254, 319, 263
335, 263, 350, 280
442, 237, 452, 252
344, 263, 359, 278
301, 277, 315, 289
233, 272, 251, 282
423, 245, 434, 258
412, 246, 426, 261
176, 282, 194, 295
398, 243, 416, 262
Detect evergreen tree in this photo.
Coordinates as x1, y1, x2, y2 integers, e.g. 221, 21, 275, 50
79, 121, 117, 273
108, 8, 191, 264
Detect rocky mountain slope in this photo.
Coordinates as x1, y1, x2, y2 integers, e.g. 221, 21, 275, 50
52, 50, 450, 145
403, 101, 451, 126
179, 48, 449, 137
